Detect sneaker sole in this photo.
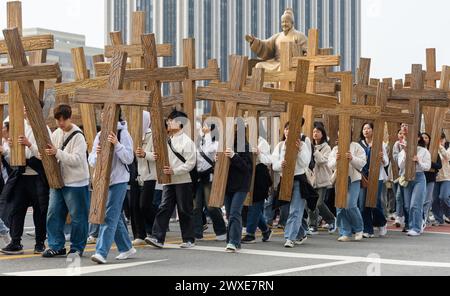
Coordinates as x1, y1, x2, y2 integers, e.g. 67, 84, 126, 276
145, 239, 164, 249
1, 250, 24, 255
241, 240, 256, 244
91, 257, 106, 264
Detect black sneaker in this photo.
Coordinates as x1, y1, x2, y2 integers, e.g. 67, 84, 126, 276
241, 235, 256, 244
34, 243, 46, 254
68, 249, 83, 257
1, 242, 24, 255
262, 229, 272, 242
42, 248, 67, 258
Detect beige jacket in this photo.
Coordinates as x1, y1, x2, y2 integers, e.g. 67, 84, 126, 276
313, 142, 333, 188
328, 142, 367, 183
437, 145, 450, 182
137, 130, 157, 184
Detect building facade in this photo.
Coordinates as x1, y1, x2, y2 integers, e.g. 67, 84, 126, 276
105, 0, 361, 112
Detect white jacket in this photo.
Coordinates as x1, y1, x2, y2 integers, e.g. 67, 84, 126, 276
22, 120, 52, 176
437, 145, 450, 182
196, 133, 218, 173
89, 122, 134, 186
328, 142, 367, 183
52, 124, 90, 187
166, 130, 197, 185
313, 142, 333, 188
272, 135, 311, 177
137, 130, 157, 184
257, 137, 272, 166
398, 146, 431, 174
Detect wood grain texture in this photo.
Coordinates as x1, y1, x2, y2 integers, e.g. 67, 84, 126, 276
209, 56, 248, 208
334, 73, 354, 209
89, 50, 128, 225
279, 60, 309, 202
196, 87, 271, 106
3, 28, 63, 188
183, 38, 196, 137
75, 89, 152, 106
70, 47, 97, 152
104, 44, 172, 58
0, 63, 61, 81
7, 2, 24, 167
0, 34, 53, 54
142, 34, 171, 185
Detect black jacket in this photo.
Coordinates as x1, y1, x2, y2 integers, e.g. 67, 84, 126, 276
226, 144, 253, 194
425, 155, 442, 183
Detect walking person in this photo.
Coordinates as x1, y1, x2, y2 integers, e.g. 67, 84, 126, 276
0, 104, 51, 255
421, 132, 442, 227
89, 108, 136, 264
145, 110, 197, 249
393, 128, 407, 228
241, 136, 273, 244
193, 122, 227, 241
307, 125, 336, 234
42, 104, 90, 258
131, 111, 158, 246
272, 120, 312, 248
328, 135, 367, 242
358, 123, 389, 238
398, 133, 431, 237
432, 133, 450, 226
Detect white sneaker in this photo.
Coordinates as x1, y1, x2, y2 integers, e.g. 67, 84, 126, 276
87, 236, 97, 245
407, 230, 420, 237
379, 226, 388, 237
180, 242, 195, 249
215, 234, 227, 242
338, 236, 352, 242
363, 233, 374, 239
294, 236, 307, 245
132, 239, 146, 246
91, 253, 107, 264
115, 248, 137, 260
354, 232, 364, 241
284, 240, 295, 248
225, 244, 237, 253
0, 232, 11, 247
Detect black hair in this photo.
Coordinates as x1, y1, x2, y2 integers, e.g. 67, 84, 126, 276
359, 122, 374, 142
313, 124, 328, 145
418, 132, 426, 148
167, 109, 188, 129
441, 132, 447, 140
4, 121, 9, 132
421, 132, 431, 149
53, 104, 72, 120
282, 122, 290, 141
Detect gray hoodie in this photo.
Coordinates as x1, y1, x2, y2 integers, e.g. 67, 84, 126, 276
88, 121, 134, 186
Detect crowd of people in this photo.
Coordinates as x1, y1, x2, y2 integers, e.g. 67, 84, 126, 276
0, 103, 449, 265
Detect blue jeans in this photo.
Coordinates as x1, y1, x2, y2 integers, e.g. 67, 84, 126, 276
296, 215, 309, 240
246, 200, 269, 236
404, 173, 426, 233
96, 183, 132, 258
432, 181, 450, 224
359, 181, 387, 235
0, 218, 8, 235
394, 183, 404, 218
47, 186, 90, 252
224, 192, 247, 247
264, 193, 289, 226
423, 182, 435, 222
336, 180, 363, 237
284, 181, 307, 241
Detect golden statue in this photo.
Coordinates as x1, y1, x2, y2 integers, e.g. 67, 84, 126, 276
245, 8, 308, 72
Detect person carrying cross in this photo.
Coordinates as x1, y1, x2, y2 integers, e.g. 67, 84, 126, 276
42, 104, 90, 258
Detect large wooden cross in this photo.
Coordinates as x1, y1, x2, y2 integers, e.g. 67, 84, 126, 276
315, 73, 415, 208
74, 50, 154, 224
263, 60, 338, 202
3, 1, 55, 166
196, 55, 272, 208
0, 28, 63, 188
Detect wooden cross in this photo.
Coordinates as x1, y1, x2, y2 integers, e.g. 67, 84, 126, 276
3, 1, 55, 166
196, 55, 272, 208
0, 28, 63, 188
74, 50, 154, 224
388, 64, 449, 181
263, 60, 338, 202
315, 73, 415, 208
120, 33, 189, 185
405, 48, 444, 133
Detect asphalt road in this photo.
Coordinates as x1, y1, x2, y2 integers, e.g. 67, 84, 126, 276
1, 211, 450, 276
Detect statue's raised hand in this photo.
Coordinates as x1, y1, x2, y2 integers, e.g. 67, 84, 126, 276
245, 34, 255, 44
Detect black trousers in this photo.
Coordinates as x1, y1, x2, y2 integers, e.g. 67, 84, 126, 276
131, 180, 157, 240
9, 175, 49, 244
152, 183, 194, 244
